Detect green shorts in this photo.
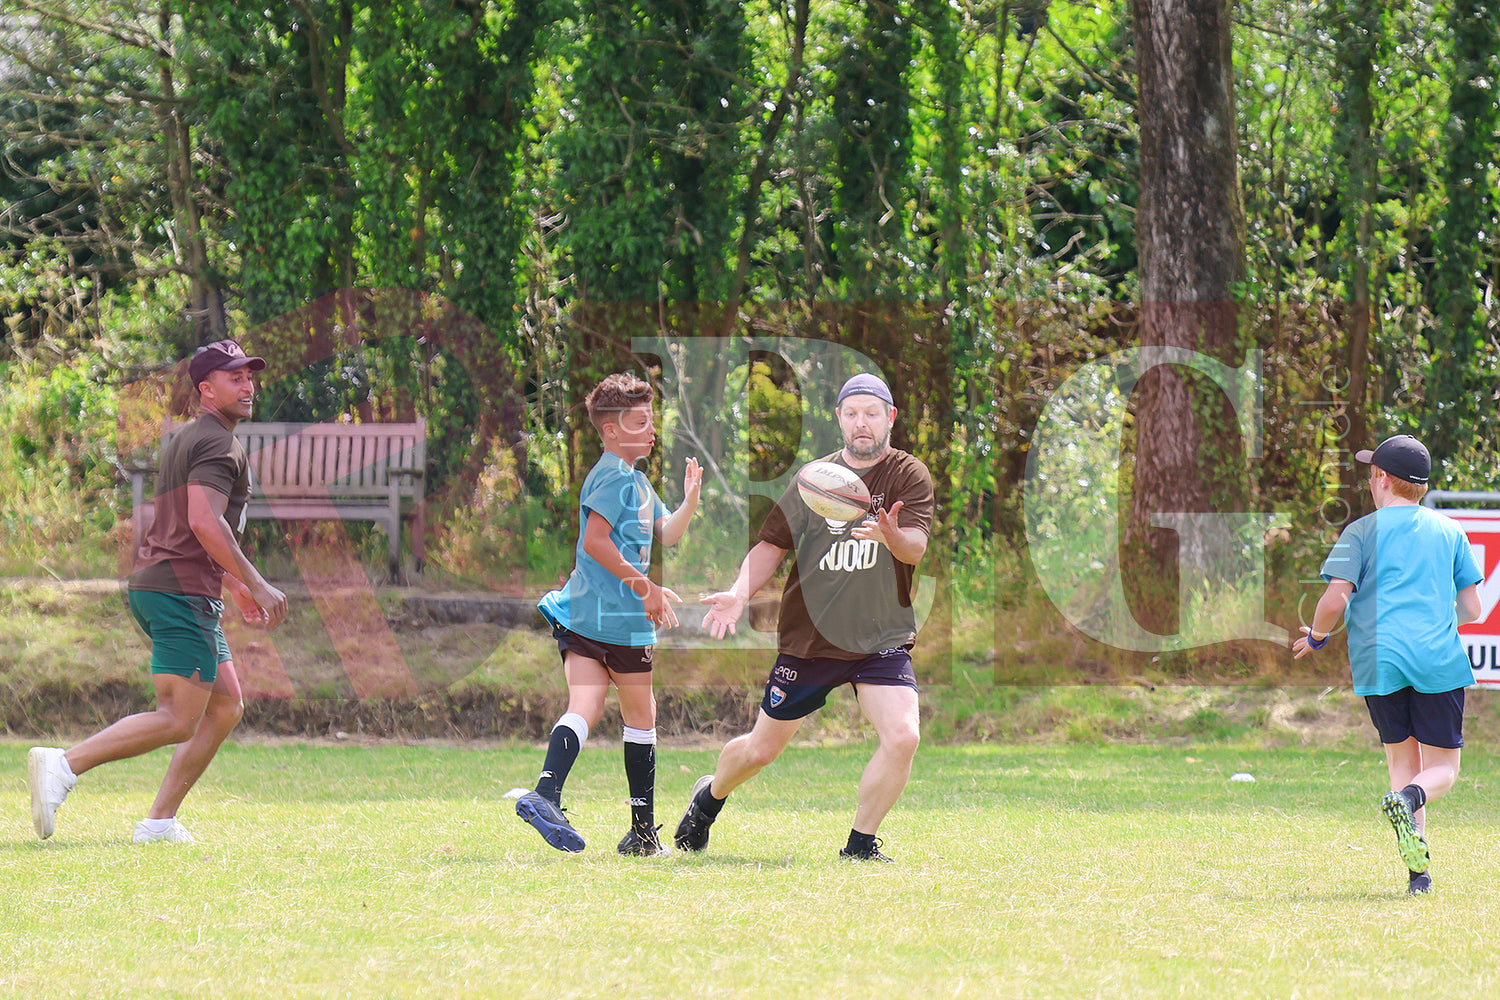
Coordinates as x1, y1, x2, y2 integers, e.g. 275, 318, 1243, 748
128, 589, 231, 682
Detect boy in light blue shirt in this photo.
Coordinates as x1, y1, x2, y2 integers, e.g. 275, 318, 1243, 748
517, 373, 701, 856
1295, 434, 1482, 894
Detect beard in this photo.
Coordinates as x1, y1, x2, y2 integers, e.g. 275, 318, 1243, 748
843, 426, 890, 461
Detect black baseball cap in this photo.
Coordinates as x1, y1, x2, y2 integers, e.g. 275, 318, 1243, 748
189, 339, 266, 385
1355, 434, 1430, 485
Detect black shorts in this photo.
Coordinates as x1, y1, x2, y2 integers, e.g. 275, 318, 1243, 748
552, 625, 655, 675
1365, 686, 1465, 749
760, 647, 917, 721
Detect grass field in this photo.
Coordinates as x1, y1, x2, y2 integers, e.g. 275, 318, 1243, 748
5, 740, 1500, 999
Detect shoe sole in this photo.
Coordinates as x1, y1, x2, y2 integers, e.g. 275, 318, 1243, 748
673, 775, 715, 852
1381, 791, 1430, 874
516, 798, 585, 853
28, 748, 55, 840
134, 825, 194, 844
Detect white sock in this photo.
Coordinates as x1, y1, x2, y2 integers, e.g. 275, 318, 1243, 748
57, 751, 77, 781
622, 726, 657, 745
558, 712, 590, 745
138, 816, 176, 833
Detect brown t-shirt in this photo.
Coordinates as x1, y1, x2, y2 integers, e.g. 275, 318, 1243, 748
129, 413, 251, 597
759, 448, 935, 659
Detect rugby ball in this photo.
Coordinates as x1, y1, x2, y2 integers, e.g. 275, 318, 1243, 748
795, 461, 871, 522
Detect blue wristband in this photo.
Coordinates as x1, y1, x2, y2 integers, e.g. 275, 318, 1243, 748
1306, 631, 1330, 650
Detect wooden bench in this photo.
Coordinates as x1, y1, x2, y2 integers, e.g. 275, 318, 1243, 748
128, 420, 427, 580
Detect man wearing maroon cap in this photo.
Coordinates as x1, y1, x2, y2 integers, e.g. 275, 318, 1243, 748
28, 339, 288, 844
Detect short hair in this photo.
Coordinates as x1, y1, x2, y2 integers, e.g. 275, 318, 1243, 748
585, 373, 654, 433
1382, 469, 1429, 503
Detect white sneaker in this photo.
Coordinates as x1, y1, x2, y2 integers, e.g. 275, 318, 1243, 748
28, 747, 76, 840
133, 819, 194, 844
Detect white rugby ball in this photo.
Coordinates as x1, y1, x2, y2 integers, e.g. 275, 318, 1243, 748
795, 461, 872, 522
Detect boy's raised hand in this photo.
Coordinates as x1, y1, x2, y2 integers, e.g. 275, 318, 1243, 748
683, 456, 702, 501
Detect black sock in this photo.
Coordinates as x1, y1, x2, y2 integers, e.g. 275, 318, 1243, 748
696, 780, 727, 820
623, 739, 656, 832
1402, 783, 1427, 814
535, 722, 583, 805
846, 829, 877, 854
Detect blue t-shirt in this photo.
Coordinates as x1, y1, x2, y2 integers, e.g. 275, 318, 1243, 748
538, 453, 667, 646
1320, 504, 1483, 696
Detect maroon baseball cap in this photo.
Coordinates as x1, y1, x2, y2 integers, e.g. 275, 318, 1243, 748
1355, 434, 1430, 485
189, 339, 266, 384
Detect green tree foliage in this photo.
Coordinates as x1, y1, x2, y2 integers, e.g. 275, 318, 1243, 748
5, 0, 1500, 604
1426, 0, 1500, 465
547, 0, 746, 303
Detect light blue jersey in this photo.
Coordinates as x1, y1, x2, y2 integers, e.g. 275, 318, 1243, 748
1321, 504, 1483, 696
539, 453, 667, 646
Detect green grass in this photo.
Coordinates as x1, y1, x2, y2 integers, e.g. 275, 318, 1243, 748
5, 740, 1500, 999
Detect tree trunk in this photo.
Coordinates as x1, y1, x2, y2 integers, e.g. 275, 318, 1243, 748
1334, 0, 1378, 519
157, 2, 226, 342
1126, 0, 1247, 599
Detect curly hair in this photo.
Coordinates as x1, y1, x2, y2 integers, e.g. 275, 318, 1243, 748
585, 373, 654, 433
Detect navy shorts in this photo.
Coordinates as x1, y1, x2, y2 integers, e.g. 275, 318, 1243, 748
552, 624, 655, 675
761, 647, 917, 721
1365, 686, 1465, 749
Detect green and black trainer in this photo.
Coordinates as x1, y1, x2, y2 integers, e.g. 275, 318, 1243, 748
1381, 790, 1429, 874
839, 838, 894, 862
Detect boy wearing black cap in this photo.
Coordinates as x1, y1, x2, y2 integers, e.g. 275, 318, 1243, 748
27, 339, 288, 844
1294, 434, 1483, 894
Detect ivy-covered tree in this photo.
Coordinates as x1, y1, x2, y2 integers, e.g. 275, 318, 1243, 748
828, 0, 916, 298
1426, 0, 1500, 467
546, 0, 747, 481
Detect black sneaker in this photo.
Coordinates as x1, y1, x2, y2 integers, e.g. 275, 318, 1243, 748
1380, 791, 1429, 874
839, 838, 893, 862
673, 774, 716, 852
617, 825, 670, 858
1408, 869, 1433, 895
515, 791, 585, 852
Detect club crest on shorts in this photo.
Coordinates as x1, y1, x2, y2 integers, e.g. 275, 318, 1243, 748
768, 685, 786, 708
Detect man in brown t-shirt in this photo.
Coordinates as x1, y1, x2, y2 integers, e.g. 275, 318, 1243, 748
675, 373, 934, 862
28, 339, 288, 843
